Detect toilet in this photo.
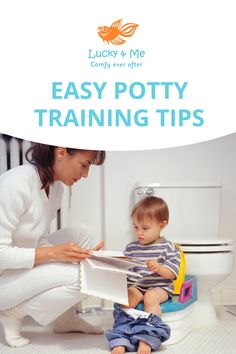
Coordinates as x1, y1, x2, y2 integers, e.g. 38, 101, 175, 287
134, 183, 235, 327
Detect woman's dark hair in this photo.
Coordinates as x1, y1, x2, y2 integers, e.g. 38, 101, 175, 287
25, 143, 105, 190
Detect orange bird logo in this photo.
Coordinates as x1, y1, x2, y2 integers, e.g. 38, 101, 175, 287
98, 19, 139, 45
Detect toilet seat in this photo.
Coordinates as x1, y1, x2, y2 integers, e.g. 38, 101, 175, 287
176, 239, 234, 253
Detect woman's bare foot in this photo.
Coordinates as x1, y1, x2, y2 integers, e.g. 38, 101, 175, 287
111, 346, 126, 354
137, 340, 151, 354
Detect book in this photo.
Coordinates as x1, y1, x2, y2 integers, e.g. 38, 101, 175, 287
226, 305, 236, 317
80, 250, 143, 306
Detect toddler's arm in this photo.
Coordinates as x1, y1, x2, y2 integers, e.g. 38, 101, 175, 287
147, 260, 176, 280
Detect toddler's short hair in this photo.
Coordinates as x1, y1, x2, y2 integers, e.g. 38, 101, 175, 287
131, 196, 169, 223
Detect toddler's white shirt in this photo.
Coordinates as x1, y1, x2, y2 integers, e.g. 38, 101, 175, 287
0, 164, 63, 275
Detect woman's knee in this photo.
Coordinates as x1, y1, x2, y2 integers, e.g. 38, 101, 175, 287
0, 263, 81, 311
50, 223, 93, 248
68, 223, 93, 248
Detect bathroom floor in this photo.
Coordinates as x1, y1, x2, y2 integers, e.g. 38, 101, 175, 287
0, 307, 236, 354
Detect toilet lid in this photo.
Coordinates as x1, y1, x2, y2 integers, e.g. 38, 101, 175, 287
176, 239, 235, 253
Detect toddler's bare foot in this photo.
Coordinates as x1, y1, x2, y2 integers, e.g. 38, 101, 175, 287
137, 340, 151, 354
111, 346, 126, 354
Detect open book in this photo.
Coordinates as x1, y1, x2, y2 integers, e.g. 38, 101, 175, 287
80, 250, 143, 305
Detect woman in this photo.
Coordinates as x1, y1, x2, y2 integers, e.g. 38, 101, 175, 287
0, 143, 105, 347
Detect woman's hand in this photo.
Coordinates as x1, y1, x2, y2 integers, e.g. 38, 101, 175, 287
35, 243, 91, 264
90, 240, 105, 251
35, 240, 105, 264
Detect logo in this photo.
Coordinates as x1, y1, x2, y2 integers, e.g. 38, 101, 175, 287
97, 19, 139, 45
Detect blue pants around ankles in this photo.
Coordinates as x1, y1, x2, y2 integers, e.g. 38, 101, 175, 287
105, 308, 171, 352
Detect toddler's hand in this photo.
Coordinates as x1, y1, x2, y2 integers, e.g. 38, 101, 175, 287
147, 260, 161, 273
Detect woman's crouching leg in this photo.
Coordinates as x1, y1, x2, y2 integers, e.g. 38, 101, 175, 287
49, 222, 93, 249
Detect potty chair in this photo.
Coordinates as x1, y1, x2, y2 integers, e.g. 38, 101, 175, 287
136, 245, 197, 345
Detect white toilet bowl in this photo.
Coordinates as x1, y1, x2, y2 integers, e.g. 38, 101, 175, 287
179, 239, 234, 326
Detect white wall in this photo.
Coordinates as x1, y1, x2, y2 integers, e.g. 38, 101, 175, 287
69, 133, 236, 299
68, 163, 105, 246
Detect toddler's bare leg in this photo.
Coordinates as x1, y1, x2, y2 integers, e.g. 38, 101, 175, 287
125, 287, 144, 308
143, 288, 169, 316
136, 289, 168, 353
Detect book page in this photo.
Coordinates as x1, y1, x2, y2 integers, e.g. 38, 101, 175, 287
80, 250, 143, 304
91, 255, 143, 272
86, 257, 142, 277
91, 251, 143, 269
91, 250, 125, 257
80, 261, 129, 305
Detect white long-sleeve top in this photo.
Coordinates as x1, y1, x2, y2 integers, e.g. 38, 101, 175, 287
0, 164, 64, 275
